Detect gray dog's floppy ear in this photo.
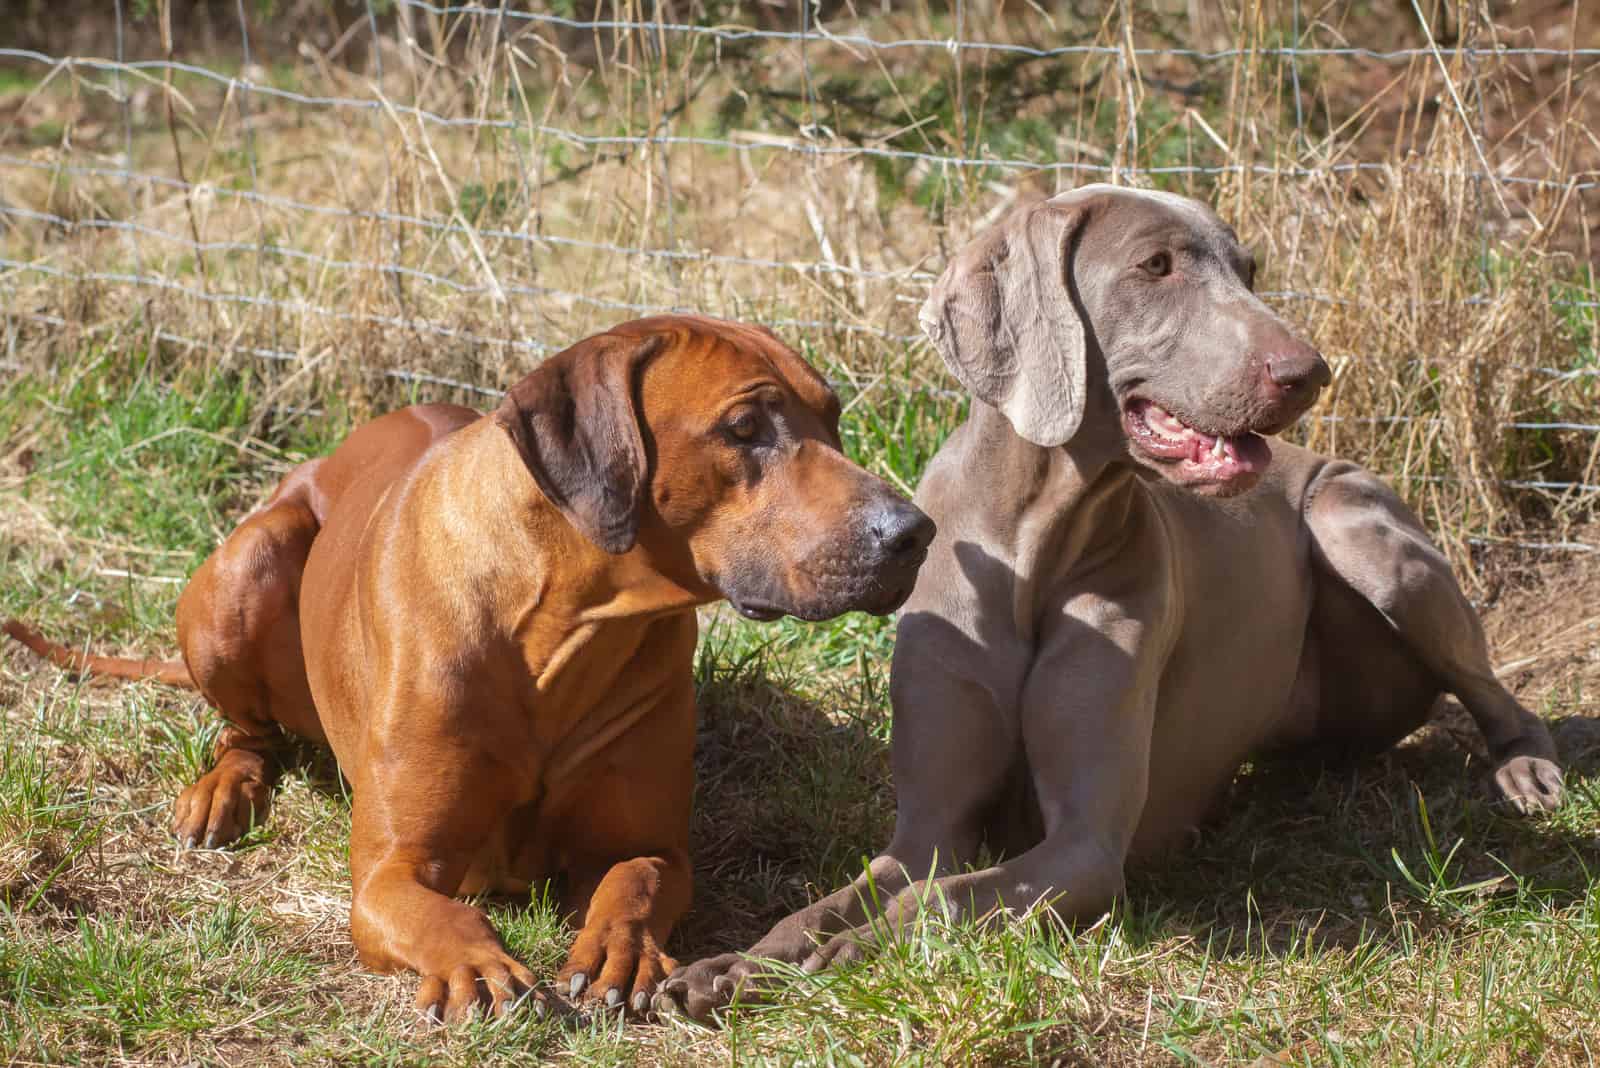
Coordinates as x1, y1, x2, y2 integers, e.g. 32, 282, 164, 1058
919, 197, 1091, 447
493, 332, 666, 554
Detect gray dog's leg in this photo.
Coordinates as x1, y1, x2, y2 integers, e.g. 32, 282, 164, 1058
794, 581, 1168, 973
657, 854, 917, 1021
1304, 464, 1563, 812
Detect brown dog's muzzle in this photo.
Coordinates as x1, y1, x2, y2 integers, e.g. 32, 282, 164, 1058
855, 495, 938, 608
726, 491, 935, 623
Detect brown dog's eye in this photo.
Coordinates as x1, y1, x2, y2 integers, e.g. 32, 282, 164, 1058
726, 410, 762, 443
1139, 251, 1172, 278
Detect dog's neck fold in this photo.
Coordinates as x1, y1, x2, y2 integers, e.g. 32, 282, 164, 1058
965, 396, 1153, 595
419, 419, 717, 656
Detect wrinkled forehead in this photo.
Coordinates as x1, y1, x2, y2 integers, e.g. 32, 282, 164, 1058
734, 331, 842, 425
640, 318, 840, 417
1050, 186, 1242, 256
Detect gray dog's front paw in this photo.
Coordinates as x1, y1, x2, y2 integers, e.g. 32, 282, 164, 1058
799, 924, 877, 973
658, 953, 776, 1023
1491, 754, 1564, 814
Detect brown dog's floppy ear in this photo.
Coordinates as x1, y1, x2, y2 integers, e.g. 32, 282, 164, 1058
919, 195, 1091, 447
492, 332, 666, 554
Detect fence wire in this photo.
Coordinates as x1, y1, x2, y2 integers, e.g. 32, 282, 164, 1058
1, 1, 1597, 556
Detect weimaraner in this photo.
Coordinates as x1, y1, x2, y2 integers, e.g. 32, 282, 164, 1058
663, 184, 1564, 1019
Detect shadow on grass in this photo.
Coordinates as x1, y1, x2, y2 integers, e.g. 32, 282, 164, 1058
670, 658, 1599, 970
269, 735, 350, 806
674, 660, 895, 961
1124, 706, 1600, 955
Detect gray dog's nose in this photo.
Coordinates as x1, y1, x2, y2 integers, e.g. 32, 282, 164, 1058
870, 500, 936, 561
1265, 346, 1332, 396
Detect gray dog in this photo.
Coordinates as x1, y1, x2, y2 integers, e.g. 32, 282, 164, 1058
664, 184, 1563, 1020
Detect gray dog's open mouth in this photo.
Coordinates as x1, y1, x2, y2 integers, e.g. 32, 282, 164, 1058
1123, 399, 1270, 491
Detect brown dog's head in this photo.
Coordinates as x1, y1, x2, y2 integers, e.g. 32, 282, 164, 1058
920, 185, 1330, 496
492, 315, 934, 620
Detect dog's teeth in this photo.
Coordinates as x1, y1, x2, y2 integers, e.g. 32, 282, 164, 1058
1212, 435, 1226, 459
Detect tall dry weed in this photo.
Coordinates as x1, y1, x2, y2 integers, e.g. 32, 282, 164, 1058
1205, 0, 1597, 574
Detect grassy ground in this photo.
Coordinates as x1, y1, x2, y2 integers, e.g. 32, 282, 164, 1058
2, 338, 1599, 1067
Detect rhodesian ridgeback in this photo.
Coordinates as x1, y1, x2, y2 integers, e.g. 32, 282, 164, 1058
5, 314, 934, 1023
664, 186, 1563, 1019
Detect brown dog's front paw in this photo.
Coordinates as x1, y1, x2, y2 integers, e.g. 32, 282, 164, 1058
171, 756, 272, 849
1491, 755, 1564, 814
414, 950, 544, 1025
658, 952, 779, 1023
558, 919, 676, 1018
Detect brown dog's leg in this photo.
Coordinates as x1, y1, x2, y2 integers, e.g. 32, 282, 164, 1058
172, 731, 280, 849
553, 670, 696, 1016
559, 851, 691, 1015
347, 743, 546, 1025
351, 846, 542, 1024
172, 492, 324, 847
1305, 464, 1563, 812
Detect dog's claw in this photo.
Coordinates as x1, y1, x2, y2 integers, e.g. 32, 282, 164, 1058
1493, 754, 1565, 814
568, 973, 587, 1000
631, 990, 649, 1015
604, 987, 622, 1009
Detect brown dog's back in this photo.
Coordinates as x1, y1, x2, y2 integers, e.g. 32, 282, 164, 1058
3, 403, 482, 700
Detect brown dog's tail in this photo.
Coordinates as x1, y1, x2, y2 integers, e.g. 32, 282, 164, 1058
3, 619, 195, 689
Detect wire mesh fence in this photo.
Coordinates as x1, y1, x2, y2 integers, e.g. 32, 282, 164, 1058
1, 0, 1597, 561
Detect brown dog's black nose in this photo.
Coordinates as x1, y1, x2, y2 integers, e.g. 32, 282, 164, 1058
1265, 346, 1332, 396
870, 500, 936, 561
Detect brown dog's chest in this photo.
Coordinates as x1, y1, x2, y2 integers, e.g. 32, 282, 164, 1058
458, 799, 555, 897
451, 611, 699, 897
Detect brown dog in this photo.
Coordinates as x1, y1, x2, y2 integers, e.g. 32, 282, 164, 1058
5, 314, 933, 1023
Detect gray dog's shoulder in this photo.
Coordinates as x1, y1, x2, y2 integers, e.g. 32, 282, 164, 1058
917, 405, 1057, 516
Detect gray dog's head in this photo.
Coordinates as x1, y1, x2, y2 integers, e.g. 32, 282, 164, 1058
919, 184, 1330, 496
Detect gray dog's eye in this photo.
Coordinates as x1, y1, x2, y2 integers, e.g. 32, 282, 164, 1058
1139, 251, 1172, 278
